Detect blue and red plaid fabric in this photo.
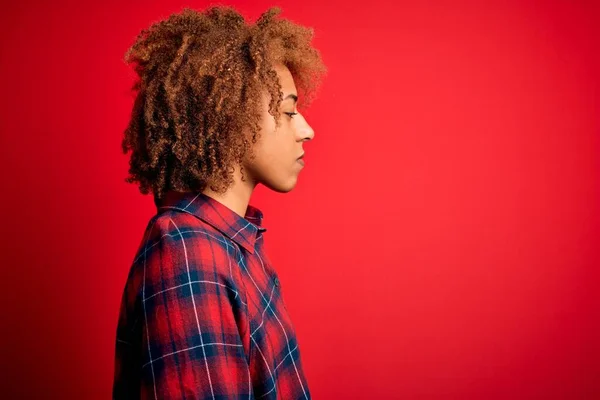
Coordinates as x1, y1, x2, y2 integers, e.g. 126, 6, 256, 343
113, 191, 311, 399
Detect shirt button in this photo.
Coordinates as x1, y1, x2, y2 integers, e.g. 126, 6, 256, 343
274, 277, 280, 287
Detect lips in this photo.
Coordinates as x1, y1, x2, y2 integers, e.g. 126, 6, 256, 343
298, 153, 305, 165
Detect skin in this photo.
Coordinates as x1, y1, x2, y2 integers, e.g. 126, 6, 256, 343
203, 64, 315, 216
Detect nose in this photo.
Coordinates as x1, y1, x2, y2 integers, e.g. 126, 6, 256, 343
296, 113, 315, 141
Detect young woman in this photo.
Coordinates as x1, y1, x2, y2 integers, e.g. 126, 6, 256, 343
113, 5, 326, 399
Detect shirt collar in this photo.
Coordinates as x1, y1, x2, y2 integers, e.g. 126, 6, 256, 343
155, 191, 267, 254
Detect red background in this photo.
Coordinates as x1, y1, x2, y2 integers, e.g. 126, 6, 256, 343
1, 0, 599, 398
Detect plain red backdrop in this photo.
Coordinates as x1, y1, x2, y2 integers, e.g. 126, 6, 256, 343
1, 0, 598, 398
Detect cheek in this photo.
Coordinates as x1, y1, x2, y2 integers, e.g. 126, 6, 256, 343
257, 132, 289, 161
258, 145, 285, 173
246, 138, 277, 174
254, 141, 294, 179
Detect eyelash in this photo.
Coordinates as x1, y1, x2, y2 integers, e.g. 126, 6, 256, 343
284, 112, 298, 118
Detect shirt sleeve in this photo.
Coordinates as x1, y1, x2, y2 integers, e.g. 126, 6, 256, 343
138, 217, 253, 399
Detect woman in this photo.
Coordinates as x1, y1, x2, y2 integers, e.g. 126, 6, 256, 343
113, 5, 326, 399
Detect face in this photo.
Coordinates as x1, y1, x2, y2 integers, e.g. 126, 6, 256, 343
243, 64, 315, 192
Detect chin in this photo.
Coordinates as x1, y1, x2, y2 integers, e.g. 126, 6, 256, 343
262, 176, 298, 193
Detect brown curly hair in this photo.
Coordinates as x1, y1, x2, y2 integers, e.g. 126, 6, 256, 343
121, 5, 327, 202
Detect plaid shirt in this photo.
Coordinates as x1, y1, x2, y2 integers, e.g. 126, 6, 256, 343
113, 191, 311, 399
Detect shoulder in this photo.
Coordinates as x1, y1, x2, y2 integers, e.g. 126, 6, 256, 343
145, 209, 232, 254
134, 209, 242, 296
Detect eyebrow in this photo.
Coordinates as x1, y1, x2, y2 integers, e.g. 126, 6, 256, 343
284, 94, 298, 103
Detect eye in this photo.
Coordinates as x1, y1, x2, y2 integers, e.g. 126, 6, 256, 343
284, 112, 298, 118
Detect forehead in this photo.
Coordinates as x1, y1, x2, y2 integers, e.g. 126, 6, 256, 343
274, 64, 297, 94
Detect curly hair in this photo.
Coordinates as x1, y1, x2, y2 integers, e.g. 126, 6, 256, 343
121, 5, 327, 201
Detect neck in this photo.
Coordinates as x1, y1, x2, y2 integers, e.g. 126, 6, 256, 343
202, 164, 256, 217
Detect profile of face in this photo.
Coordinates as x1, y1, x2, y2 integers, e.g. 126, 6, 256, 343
243, 64, 315, 193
